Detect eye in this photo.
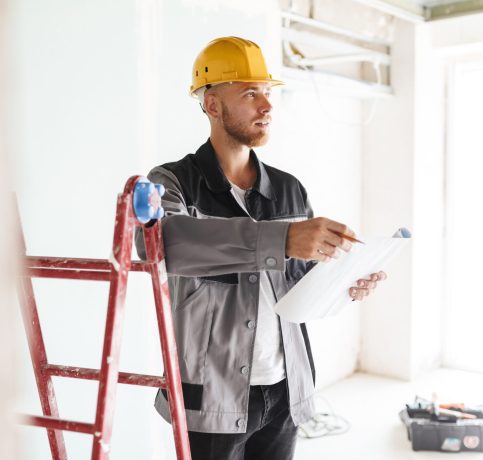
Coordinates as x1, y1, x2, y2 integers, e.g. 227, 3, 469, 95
246, 91, 256, 98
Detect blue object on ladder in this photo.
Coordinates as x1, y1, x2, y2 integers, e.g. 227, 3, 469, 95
133, 178, 165, 224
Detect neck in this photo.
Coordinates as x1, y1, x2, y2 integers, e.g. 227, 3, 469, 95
210, 130, 256, 190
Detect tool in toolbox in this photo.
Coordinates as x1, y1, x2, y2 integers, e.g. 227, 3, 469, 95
401, 395, 483, 452
16, 176, 191, 460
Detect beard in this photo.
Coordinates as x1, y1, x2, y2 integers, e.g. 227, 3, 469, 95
220, 101, 269, 148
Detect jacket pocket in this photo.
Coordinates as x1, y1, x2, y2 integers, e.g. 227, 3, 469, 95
173, 282, 214, 383
174, 279, 209, 312
159, 382, 203, 411
199, 273, 239, 285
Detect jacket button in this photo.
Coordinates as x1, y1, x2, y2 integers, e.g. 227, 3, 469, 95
247, 320, 255, 329
240, 366, 249, 375
236, 419, 245, 428
248, 274, 258, 283
266, 257, 277, 267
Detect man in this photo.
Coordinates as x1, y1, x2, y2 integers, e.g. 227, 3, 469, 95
136, 36, 386, 460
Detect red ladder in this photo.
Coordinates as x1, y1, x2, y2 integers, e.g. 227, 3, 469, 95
16, 175, 192, 460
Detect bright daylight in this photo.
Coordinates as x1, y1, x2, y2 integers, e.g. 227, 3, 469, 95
1, 0, 483, 459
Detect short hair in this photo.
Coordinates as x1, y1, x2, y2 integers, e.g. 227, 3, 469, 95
194, 86, 208, 113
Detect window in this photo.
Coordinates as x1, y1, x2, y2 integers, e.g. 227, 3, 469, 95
444, 60, 483, 373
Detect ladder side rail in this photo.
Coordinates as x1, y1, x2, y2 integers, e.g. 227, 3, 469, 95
91, 192, 134, 460
17, 274, 68, 460
15, 202, 68, 460
144, 223, 192, 460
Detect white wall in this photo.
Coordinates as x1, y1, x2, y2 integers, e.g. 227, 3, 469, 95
360, 13, 483, 381
360, 19, 417, 380
10, 1, 166, 458
0, 0, 19, 457
361, 17, 448, 380
429, 12, 483, 373
11, 0, 365, 458
411, 21, 446, 379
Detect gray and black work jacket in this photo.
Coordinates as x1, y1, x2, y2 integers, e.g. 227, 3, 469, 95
135, 138, 317, 434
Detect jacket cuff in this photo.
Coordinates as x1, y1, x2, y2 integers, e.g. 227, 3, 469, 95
256, 221, 290, 272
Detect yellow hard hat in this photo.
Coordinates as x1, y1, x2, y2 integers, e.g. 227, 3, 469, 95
190, 36, 284, 96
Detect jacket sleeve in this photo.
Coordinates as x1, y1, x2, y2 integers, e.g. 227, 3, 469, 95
283, 180, 317, 281
300, 182, 318, 274
134, 166, 290, 277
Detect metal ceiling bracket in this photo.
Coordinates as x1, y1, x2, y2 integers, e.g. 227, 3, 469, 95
429, 0, 483, 20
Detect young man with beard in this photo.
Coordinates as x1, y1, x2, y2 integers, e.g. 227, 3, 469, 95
136, 36, 386, 460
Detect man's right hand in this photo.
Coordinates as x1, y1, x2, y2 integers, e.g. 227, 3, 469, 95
286, 217, 355, 262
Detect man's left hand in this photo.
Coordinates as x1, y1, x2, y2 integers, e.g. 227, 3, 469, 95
349, 271, 387, 301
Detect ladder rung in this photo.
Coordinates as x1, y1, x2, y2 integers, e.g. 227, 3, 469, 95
26, 256, 150, 273
26, 256, 111, 270
44, 364, 166, 388
130, 261, 151, 272
19, 414, 95, 434
27, 268, 111, 282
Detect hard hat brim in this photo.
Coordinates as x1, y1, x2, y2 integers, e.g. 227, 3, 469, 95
190, 78, 285, 98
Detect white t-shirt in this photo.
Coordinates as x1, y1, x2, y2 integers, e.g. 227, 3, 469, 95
229, 181, 286, 386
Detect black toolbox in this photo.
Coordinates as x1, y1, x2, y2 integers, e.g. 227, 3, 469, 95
400, 409, 483, 452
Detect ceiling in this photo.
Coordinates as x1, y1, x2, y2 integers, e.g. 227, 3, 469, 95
408, 0, 471, 5
407, 0, 471, 5
351, 0, 483, 21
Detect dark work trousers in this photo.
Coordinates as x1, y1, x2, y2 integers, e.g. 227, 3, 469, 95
188, 379, 298, 460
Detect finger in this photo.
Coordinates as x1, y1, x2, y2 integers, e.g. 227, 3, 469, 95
341, 241, 352, 252
324, 232, 353, 252
370, 273, 379, 281
356, 279, 374, 288
378, 271, 387, 280
327, 221, 356, 238
315, 251, 331, 263
321, 232, 345, 249
337, 238, 352, 252
318, 243, 341, 259
350, 287, 368, 301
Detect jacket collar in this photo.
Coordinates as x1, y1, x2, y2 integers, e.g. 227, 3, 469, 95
195, 138, 276, 201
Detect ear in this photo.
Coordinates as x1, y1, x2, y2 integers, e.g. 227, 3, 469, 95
204, 93, 221, 119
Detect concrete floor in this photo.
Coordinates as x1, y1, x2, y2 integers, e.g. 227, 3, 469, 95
17, 368, 483, 458
294, 369, 483, 460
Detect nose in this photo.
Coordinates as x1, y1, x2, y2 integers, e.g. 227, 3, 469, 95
259, 94, 272, 114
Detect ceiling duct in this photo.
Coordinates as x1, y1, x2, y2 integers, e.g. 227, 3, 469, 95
280, 0, 394, 98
